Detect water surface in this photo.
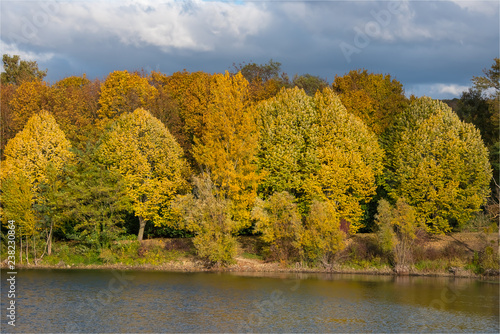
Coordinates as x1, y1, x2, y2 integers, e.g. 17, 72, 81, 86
1, 269, 498, 333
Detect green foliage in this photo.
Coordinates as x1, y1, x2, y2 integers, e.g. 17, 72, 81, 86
1, 54, 47, 85
53, 149, 131, 249
375, 198, 419, 266
292, 74, 329, 96
96, 108, 190, 241
172, 175, 238, 267
252, 191, 303, 262
385, 97, 492, 233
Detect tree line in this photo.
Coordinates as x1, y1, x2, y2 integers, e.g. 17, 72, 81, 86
0, 55, 497, 267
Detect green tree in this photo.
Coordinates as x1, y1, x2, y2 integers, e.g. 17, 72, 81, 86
1, 111, 73, 258
52, 149, 131, 249
1, 54, 47, 85
96, 108, 189, 241
292, 74, 329, 96
385, 97, 492, 233
332, 69, 409, 136
233, 59, 290, 102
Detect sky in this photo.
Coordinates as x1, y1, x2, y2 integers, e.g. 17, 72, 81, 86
1, 0, 498, 99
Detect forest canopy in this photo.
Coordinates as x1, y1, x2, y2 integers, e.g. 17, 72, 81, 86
0, 55, 496, 266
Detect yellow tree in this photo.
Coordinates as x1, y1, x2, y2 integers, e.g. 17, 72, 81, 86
161, 70, 212, 160
0, 111, 73, 259
256, 87, 383, 233
191, 71, 260, 227
312, 88, 384, 233
97, 70, 158, 122
96, 108, 189, 241
332, 69, 409, 136
385, 97, 492, 233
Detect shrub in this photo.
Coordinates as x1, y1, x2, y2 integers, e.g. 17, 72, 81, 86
252, 191, 303, 263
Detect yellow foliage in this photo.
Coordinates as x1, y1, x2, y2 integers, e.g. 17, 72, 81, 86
96, 108, 189, 240
191, 71, 260, 228
97, 70, 158, 121
386, 97, 492, 233
1, 111, 73, 237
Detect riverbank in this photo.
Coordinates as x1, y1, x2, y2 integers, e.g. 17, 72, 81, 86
2, 232, 498, 279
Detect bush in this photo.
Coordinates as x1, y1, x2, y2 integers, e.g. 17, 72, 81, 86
252, 191, 303, 263
172, 175, 239, 267
301, 200, 346, 265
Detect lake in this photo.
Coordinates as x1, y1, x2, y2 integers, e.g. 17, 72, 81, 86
1, 269, 498, 333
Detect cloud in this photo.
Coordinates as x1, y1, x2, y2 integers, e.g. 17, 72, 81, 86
407, 83, 469, 99
0, 0, 497, 99
1, 0, 271, 52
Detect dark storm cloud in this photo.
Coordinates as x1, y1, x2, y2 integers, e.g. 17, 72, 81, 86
1, 0, 498, 98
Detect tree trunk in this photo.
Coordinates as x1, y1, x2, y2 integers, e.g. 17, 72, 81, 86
47, 223, 53, 256
20, 233, 23, 265
137, 216, 146, 241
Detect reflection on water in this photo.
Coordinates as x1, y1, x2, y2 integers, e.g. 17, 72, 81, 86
1, 269, 498, 333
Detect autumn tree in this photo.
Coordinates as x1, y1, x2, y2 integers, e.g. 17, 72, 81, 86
95, 108, 189, 241
0, 82, 16, 158
332, 69, 409, 136
97, 70, 158, 122
49, 75, 102, 148
1, 111, 73, 258
256, 87, 383, 233
301, 200, 345, 264
8, 80, 51, 135
1, 54, 47, 85
384, 97, 492, 233
191, 71, 260, 227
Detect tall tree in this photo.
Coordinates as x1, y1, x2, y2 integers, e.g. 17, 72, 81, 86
95, 108, 189, 241
256, 87, 383, 233
332, 69, 409, 136
1, 111, 73, 257
191, 71, 260, 227
385, 97, 492, 233
53, 150, 131, 249
1, 54, 47, 85
233, 59, 290, 102
0, 82, 16, 159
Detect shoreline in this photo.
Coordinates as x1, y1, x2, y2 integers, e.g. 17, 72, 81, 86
2, 259, 496, 280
